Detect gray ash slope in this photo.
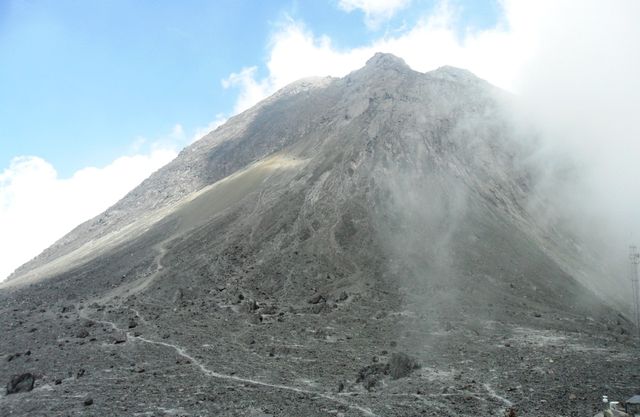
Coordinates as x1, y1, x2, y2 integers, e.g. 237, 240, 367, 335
1, 53, 637, 417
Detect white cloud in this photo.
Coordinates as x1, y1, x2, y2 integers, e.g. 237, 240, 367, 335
222, 67, 272, 114
337, 0, 412, 28
221, 3, 534, 113
0, 143, 177, 282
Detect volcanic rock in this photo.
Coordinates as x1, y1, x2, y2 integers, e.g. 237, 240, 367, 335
0, 52, 636, 417
6, 373, 35, 394
388, 352, 419, 379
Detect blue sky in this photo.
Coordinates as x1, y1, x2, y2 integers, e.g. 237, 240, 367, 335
2, 0, 639, 282
0, 0, 499, 176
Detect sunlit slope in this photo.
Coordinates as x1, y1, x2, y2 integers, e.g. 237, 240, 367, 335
2, 155, 305, 288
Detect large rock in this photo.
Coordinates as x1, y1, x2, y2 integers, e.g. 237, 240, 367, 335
356, 363, 389, 391
6, 373, 35, 394
389, 352, 419, 379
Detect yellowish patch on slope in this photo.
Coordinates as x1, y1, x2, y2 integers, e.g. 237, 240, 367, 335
2, 154, 307, 289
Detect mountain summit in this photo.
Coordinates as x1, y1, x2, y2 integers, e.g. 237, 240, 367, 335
365, 52, 410, 69
1, 53, 636, 417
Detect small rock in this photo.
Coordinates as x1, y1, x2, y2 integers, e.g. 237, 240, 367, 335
6, 373, 35, 394
246, 299, 259, 312
60, 305, 74, 313
504, 407, 517, 417
54, 379, 62, 385
84, 397, 93, 406
356, 362, 389, 388
260, 305, 277, 315
128, 319, 137, 329
76, 369, 85, 378
389, 352, 419, 379
336, 291, 348, 302
172, 289, 184, 304
362, 374, 381, 391
113, 332, 127, 344
310, 304, 325, 314
76, 329, 90, 338
307, 294, 325, 304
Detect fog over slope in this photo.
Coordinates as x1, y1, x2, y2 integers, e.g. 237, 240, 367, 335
515, 1, 640, 288
1, 54, 638, 417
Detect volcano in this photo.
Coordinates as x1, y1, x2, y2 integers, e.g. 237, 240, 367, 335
1, 53, 637, 417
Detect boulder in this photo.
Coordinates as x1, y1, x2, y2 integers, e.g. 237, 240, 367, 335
389, 352, 419, 379
172, 289, 184, 304
356, 362, 389, 391
112, 332, 127, 344
307, 294, 325, 304
76, 329, 90, 338
6, 373, 35, 394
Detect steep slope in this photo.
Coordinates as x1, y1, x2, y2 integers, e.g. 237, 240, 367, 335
1, 53, 637, 417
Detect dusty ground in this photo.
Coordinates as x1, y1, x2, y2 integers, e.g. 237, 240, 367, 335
1, 217, 638, 417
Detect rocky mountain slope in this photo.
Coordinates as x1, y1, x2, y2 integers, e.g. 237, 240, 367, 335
1, 53, 637, 417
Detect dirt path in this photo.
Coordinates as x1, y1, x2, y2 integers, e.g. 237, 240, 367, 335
92, 239, 169, 306
78, 308, 378, 417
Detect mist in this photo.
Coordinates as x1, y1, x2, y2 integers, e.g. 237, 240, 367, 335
511, 1, 640, 299
220, 0, 640, 299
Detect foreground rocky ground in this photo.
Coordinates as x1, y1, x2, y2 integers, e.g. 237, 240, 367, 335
1, 267, 638, 417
